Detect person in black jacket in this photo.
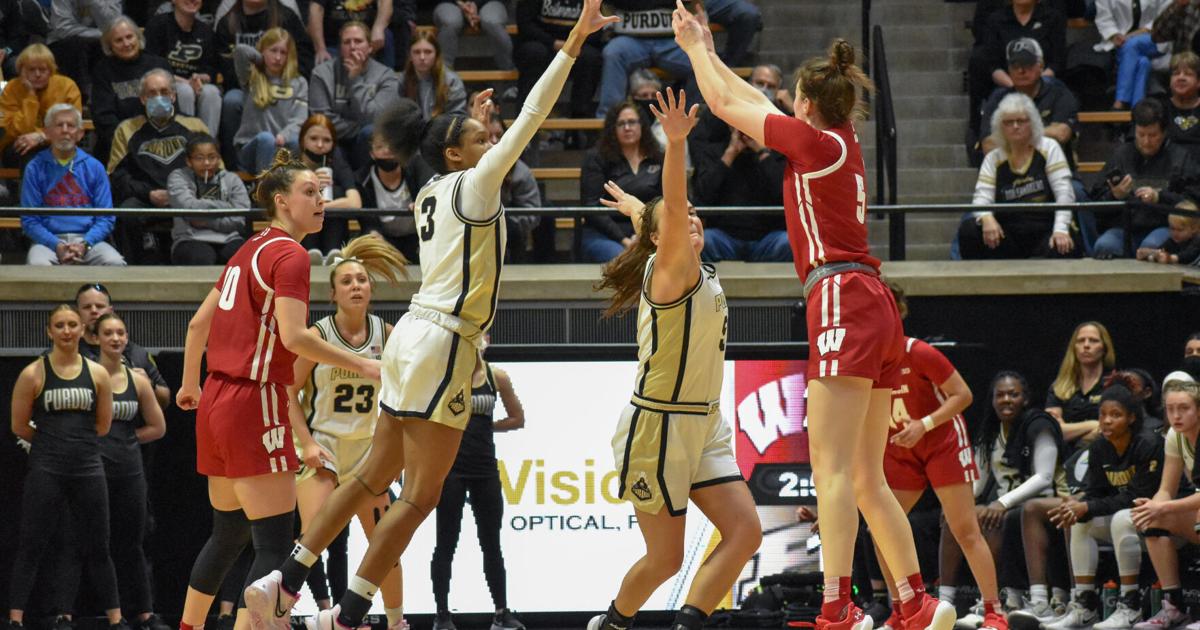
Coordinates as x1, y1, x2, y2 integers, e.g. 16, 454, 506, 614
145, 0, 223, 137
1091, 98, 1194, 258
91, 17, 174, 165
688, 107, 788, 262
513, 0, 602, 119
355, 101, 433, 263
579, 100, 663, 262
1031, 376, 1165, 630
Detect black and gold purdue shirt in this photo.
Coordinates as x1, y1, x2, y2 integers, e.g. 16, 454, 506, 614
30, 355, 103, 477
1081, 432, 1164, 518
108, 114, 212, 204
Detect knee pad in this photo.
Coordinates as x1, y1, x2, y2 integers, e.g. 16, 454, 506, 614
188, 508, 252, 594
250, 512, 295, 561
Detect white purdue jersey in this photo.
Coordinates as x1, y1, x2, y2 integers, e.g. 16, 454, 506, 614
302, 314, 386, 439
410, 170, 507, 331
632, 256, 729, 412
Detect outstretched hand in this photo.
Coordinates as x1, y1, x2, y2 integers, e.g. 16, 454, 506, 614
649, 87, 700, 143
574, 0, 620, 37
672, 0, 705, 52
470, 88, 495, 125
600, 180, 644, 218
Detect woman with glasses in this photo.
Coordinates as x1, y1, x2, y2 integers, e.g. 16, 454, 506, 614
958, 92, 1080, 260
579, 100, 664, 263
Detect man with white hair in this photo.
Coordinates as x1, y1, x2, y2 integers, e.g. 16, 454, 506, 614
108, 67, 212, 263
20, 104, 126, 266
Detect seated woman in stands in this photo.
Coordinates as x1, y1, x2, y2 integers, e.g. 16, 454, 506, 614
1161, 53, 1200, 159
1127, 380, 1200, 630
958, 92, 1081, 260
1047, 321, 1117, 452
1014, 373, 1163, 630
297, 114, 363, 262
578, 100, 663, 263
91, 16, 173, 163
940, 371, 1066, 619
232, 27, 309, 174
0, 44, 82, 169
398, 32, 467, 121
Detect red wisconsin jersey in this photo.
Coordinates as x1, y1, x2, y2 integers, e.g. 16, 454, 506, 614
889, 337, 965, 441
763, 114, 880, 284
206, 227, 311, 385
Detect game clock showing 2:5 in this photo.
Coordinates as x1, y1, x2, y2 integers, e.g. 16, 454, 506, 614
746, 463, 817, 505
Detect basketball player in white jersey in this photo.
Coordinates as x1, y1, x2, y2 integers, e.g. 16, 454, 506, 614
286, 234, 407, 630
244, 3, 621, 629
592, 88, 762, 630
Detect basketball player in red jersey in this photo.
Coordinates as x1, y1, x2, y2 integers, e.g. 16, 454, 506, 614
872, 287, 1005, 630
174, 150, 383, 630
674, 8, 955, 630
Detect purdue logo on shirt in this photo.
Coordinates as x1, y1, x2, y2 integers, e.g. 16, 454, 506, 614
44, 388, 94, 412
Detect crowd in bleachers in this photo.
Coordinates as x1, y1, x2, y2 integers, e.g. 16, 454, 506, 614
959, 0, 1200, 265
0, 0, 802, 265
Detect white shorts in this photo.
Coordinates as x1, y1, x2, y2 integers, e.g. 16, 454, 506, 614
378, 313, 477, 431
611, 404, 742, 516
296, 431, 373, 484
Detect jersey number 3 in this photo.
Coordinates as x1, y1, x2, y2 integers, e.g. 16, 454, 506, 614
419, 197, 437, 242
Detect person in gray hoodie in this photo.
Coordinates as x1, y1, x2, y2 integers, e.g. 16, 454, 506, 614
168, 133, 251, 264
309, 20, 400, 169
232, 26, 309, 173
45, 0, 121, 97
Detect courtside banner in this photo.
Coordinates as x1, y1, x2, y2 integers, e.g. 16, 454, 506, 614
295, 360, 817, 615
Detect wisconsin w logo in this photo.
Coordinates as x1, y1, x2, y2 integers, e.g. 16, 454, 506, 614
816, 328, 846, 356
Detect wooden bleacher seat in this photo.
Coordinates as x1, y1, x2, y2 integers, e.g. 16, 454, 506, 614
1078, 162, 1104, 173
1078, 111, 1131, 124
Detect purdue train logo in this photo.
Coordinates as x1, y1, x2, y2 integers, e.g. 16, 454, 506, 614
631, 475, 653, 501
447, 389, 466, 415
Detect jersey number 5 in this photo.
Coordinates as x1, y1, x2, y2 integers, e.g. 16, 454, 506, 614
419, 197, 436, 242
854, 174, 867, 224
218, 266, 241, 311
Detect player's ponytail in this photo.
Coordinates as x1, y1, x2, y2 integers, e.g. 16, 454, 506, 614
596, 198, 662, 318
795, 38, 874, 127
254, 148, 310, 218
328, 233, 408, 289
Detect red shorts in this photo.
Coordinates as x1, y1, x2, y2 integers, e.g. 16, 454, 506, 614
195, 372, 298, 479
884, 416, 979, 490
805, 271, 904, 388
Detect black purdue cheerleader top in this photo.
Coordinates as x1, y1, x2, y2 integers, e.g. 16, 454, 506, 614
31, 355, 103, 477
1081, 432, 1164, 518
100, 367, 144, 478
450, 366, 499, 479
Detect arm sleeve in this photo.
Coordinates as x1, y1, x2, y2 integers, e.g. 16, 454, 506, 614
279, 78, 309, 141
21, 215, 60, 249
997, 430, 1058, 508
1094, 0, 1121, 41
1045, 139, 1075, 233
308, 66, 340, 123
84, 214, 116, 244
459, 50, 575, 222
90, 68, 121, 132
444, 73, 467, 116
763, 114, 844, 170
269, 244, 311, 300
1, 85, 42, 138
1081, 442, 1119, 515
508, 163, 541, 207
1093, 438, 1166, 517
1175, 236, 1200, 264
352, 68, 400, 125
971, 151, 999, 218
233, 44, 260, 89
111, 163, 156, 204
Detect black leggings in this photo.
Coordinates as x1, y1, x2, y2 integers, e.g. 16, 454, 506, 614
9, 469, 120, 612
431, 475, 507, 612
60, 474, 155, 615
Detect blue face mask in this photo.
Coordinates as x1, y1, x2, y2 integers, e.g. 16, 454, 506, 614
146, 95, 174, 120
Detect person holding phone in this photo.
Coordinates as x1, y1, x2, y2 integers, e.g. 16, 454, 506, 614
1090, 98, 1193, 258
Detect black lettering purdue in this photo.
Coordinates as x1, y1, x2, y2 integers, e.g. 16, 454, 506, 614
44, 388, 95, 412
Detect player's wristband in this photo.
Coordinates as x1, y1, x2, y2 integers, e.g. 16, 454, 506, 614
921, 415, 935, 432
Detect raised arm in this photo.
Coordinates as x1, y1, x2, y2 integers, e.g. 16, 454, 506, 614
462, 0, 618, 208
648, 88, 701, 305
673, 1, 770, 144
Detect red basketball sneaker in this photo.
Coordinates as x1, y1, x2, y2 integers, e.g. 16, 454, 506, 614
817, 603, 874, 630
903, 595, 956, 630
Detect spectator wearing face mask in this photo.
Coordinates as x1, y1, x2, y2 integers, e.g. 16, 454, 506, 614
108, 68, 212, 263
355, 99, 433, 264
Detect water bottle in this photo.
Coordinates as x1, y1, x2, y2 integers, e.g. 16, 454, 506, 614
1103, 581, 1120, 618
1151, 582, 1163, 616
